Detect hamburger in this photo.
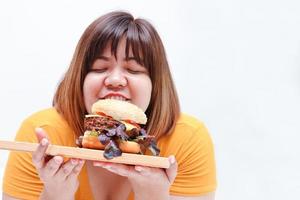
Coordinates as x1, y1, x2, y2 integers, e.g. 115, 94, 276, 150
77, 99, 160, 159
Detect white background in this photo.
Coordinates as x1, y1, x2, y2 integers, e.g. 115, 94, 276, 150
0, 0, 300, 199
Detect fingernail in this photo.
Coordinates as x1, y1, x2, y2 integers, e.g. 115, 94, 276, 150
135, 166, 143, 172
41, 138, 48, 146
71, 159, 78, 165
169, 155, 176, 164
54, 156, 63, 164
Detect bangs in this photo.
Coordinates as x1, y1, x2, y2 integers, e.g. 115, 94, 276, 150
85, 18, 154, 71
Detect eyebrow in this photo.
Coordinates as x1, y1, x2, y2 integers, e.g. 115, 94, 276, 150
97, 55, 139, 62
97, 55, 110, 61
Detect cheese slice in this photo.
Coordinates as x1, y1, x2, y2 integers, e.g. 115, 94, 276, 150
121, 121, 137, 131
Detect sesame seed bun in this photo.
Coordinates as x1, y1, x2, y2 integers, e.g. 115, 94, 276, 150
91, 99, 147, 124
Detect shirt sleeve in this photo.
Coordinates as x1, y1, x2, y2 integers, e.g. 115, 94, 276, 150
2, 118, 44, 199
170, 123, 217, 196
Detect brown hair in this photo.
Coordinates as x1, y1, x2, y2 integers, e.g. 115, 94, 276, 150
53, 11, 180, 139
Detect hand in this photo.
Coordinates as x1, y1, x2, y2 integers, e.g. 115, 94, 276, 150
93, 155, 177, 200
32, 127, 85, 200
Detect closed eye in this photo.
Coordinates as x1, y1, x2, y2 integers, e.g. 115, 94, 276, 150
127, 68, 143, 74
89, 68, 108, 73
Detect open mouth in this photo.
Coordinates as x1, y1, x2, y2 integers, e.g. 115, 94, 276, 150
101, 94, 130, 102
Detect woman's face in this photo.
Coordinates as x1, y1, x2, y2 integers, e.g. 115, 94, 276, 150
83, 37, 152, 113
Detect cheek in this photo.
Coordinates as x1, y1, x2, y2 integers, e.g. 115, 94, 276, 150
131, 77, 152, 111
83, 74, 103, 113
143, 83, 152, 110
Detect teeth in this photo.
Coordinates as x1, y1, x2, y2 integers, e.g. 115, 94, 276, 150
105, 96, 126, 101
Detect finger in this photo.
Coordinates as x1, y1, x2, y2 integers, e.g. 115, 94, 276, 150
35, 127, 53, 163
32, 137, 49, 170
134, 165, 152, 176
66, 159, 85, 181
92, 161, 106, 167
35, 127, 50, 143
165, 155, 178, 184
42, 156, 63, 178
94, 162, 136, 177
56, 159, 79, 180
72, 160, 85, 175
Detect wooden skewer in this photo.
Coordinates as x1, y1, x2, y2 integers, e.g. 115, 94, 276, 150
0, 140, 170, 168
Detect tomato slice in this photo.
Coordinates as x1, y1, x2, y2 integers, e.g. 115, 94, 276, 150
96, 112, 113, 118
123, 119, 141, 129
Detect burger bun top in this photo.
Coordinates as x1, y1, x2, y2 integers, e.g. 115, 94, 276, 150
91, 99, 147, 124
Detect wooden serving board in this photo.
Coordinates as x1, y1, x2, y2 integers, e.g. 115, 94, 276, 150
0, 140, 170, 168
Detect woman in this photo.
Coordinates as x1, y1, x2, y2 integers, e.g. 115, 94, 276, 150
2, 11, 217, 200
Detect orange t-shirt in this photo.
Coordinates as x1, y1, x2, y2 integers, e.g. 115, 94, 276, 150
2, 108, 217, 199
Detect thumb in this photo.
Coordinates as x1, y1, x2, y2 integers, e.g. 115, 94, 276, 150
35, 127, 50, 143
35, 127, 53, 162
165, 155, 178, 184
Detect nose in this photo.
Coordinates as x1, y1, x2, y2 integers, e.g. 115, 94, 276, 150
104, 68, 127, 89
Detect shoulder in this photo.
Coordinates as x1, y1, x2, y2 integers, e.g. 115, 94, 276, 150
174, 113, 211, 141
16, 108, 75, 145
23, 107, 68, 128
158, 113, 214, 157
176, 113, 205, 130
